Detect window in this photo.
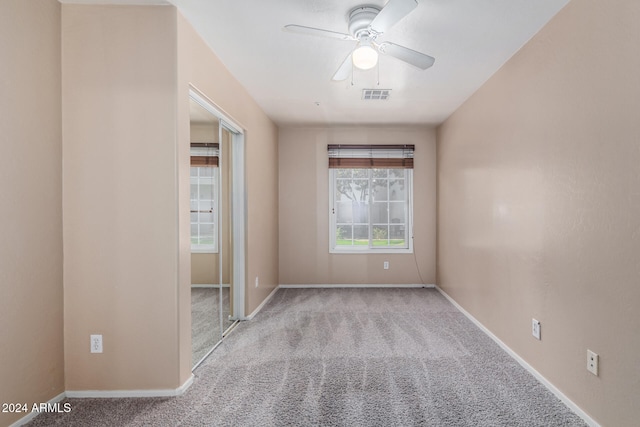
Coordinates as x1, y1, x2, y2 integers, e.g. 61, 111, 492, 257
190, 143, 219, 253
329, 145, 413, 253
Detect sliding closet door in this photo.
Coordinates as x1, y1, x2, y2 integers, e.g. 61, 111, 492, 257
190, 88, 246, 370
189, 97, 223, 368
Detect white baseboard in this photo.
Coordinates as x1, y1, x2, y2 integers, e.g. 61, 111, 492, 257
9, 373, 194, 425
278, 283, 435, 289
9, 391, 66, 427
245, 285, 280, 320
65, 374, 194, 399
191, 284, 230, 288
435, 286, 600, 427
244, 284, 435, 320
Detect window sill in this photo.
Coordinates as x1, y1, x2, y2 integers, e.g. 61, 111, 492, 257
191, 247, 218, 254
329, 248, 413, 255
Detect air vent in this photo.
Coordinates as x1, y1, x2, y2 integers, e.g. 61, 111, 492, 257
362, 89, 391, 100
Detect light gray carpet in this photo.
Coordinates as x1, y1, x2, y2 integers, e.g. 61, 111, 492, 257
191, 287, 232, 367
27, 288, 587, 426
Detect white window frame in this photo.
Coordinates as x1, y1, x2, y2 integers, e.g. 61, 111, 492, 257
329, 168, 413, 254
190, 165, 219, 253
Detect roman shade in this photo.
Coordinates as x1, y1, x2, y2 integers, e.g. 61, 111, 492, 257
327, 144, 414, 169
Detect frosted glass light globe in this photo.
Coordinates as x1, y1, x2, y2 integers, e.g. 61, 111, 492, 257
352, 45, 378, 70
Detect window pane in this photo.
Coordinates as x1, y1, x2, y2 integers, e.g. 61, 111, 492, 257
190, 224, 198, 244
330, 167, 411, 252
351, 179, 369, 202
389, 225, 406, 246
336, 225, 352, 245
372, 179, 388, 201
336, 201, 353, 223
372, 225, 388, 246
200, 211, 214, 223
389, 179, 405, 201
199, 201, 213, 212
199, 224, 215, 245
199, 167, 214, 177
335, 179, 353, 202
372, 169, 387, 178
190, 165, 217, 251
200, 183, 214, 199
352, 202, 368, 223
353, 169, 368, 179
190, 182, 198, 199
336, 169, 351, 179
389, 202, 405, 224
371, 202, 388, 223
353, 225, 369, 245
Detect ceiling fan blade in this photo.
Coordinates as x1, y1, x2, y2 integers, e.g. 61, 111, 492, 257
377, 41, 435, 70
283, 24, 354, 41
332, 52, 354, 81
369, 0, 418, 34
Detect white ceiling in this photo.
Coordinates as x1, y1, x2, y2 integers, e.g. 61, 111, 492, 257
65, 0, 570, 126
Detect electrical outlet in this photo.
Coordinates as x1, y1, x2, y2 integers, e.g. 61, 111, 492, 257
532, 319, 541, 340
255, 276, 259, 288
587, 350, 599, 376
383, 261, 389, 270
90, 334, 103, 353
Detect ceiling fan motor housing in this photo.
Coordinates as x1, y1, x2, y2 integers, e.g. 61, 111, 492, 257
348, 6, 380, 38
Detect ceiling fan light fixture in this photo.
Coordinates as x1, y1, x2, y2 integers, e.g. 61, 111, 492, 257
285, 0, 434, 80
352, 44, 378, 70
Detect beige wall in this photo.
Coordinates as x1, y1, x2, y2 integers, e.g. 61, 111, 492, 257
177, 13, 280, 320
436, 1, 640, 425
62, 5, 182, 390
279, 127, 436, 285
0, 1, 64, 425
191, 253, 218, 284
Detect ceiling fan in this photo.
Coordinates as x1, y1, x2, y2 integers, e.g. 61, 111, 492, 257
284, 0, 435, 81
